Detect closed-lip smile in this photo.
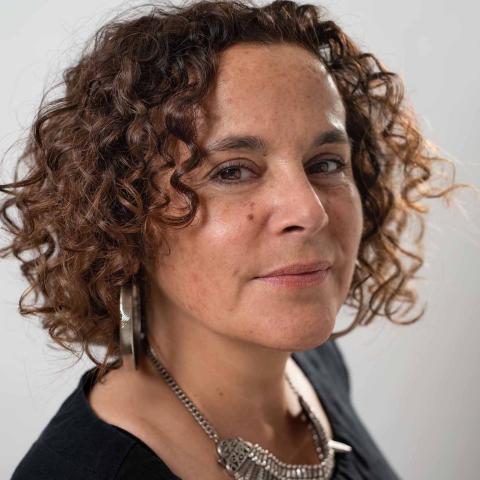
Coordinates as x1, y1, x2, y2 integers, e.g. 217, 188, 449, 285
256, 261, 332, 278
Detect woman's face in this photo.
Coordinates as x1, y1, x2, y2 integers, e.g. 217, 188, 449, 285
147, 42, 363, 351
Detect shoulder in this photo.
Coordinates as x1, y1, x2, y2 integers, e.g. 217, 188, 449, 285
11, 368, 137, 480
114, 440, 181, 479
11, 438, 102, 480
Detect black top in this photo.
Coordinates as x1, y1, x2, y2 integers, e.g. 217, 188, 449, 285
11, 340, 401, 479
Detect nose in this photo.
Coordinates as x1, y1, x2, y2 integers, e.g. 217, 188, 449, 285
267, 167, 329, 236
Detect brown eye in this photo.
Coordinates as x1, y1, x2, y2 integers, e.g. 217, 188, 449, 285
211, 161, 255, 184
308, 158, 346, 175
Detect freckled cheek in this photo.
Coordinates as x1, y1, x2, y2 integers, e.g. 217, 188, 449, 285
194, 202, 257, 281
324, 193, 362, 303
325, 185, 363, 247
209, 201, 257, 234
182, 272, 207, 310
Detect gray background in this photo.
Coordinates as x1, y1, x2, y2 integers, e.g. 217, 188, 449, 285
1, 1, 479, 478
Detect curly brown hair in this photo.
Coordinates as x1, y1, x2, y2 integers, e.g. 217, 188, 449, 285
0, 0, 469, 381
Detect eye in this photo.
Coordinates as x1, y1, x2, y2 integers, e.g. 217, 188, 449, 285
210, 157, 347, 185
308, 158, 347, 175
210, 161, 255, 184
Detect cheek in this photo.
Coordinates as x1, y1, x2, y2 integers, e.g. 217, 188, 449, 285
319, 184, 362, 310
182, 201, 258, 317
325, 182, 363, 257
200, 196, 257, 239
163, 198, 257, 282
203, 203, 257, 281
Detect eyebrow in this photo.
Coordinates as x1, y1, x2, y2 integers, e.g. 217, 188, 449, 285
204, 128, 351, 154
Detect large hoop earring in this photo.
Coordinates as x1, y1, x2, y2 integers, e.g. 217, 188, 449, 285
119, 275, 144, 370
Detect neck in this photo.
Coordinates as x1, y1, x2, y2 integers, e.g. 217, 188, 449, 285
139, 299, 303, 445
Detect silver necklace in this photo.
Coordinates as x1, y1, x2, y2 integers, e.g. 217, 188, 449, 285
145, 340, 352, 479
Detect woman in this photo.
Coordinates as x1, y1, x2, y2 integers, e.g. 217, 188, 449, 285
1, 0, 465, 479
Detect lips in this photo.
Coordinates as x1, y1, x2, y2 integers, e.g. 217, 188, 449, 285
256, 268, 330, 287
257, 261, 332, 278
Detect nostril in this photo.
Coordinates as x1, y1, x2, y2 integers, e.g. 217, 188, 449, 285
284, 225, 303, 232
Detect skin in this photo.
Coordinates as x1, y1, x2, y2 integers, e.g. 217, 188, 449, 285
89, 41, 364, 476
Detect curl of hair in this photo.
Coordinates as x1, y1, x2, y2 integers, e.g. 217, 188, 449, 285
0, 0, 470, 381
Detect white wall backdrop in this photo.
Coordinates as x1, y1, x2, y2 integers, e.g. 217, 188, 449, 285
1, 1, 479, 479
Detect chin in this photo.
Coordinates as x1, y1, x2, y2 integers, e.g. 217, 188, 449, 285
252, 320, 334, 353
283, 332, 333, 353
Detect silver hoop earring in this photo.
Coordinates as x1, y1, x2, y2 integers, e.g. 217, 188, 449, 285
119, 276, 144, 370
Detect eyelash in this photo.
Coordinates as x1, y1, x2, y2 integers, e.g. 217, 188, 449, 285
210, 158, 347, 184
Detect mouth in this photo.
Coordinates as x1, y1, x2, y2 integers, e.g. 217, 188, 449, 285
254, 267, 331, 288
256, 260, 333, 278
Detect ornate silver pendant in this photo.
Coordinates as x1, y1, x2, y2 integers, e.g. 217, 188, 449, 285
216, 437, 335, 479
215, 395, 336, 479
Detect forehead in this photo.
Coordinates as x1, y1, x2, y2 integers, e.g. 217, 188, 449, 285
196, 42, 346, 147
